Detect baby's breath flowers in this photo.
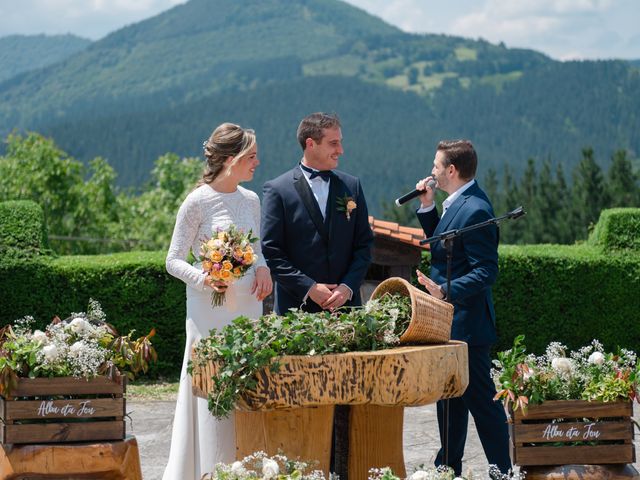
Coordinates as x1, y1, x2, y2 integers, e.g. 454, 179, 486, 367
368, 465, 525, 480
202, 451, 326, 480
492, 335, 639, 414
0, 299, 157, 397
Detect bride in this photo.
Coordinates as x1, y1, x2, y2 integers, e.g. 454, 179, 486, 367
163, 123, 272, 480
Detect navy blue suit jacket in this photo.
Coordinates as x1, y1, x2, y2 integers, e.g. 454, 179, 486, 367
261, 166, 373, 314
417, 182, 498, 346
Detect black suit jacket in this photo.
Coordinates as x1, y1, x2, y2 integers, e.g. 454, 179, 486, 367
261, 166, 373, 313
417, 181, 499, 346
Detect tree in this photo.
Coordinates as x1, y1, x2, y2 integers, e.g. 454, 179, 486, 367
571, 147, 608, 240
606, 149, 639, 207
0, 132, 83, 239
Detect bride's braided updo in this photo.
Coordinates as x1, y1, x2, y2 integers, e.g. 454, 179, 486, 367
199, 123, 256, 185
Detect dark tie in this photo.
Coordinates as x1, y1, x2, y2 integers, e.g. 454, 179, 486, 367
300, 163, 333, 182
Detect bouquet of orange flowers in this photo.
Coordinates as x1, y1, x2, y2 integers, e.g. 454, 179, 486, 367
200, 225, 258, 307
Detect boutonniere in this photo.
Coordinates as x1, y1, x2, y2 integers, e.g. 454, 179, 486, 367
337, 195, 357, 221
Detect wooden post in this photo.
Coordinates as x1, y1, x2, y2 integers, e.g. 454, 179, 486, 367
235, 407, 334, 475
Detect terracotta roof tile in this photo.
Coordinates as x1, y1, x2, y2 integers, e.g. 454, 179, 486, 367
369, 216, 429, 250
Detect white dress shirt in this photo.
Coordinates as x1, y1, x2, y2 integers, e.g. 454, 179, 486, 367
417, 179, 476, 219
300, 164, 330, 218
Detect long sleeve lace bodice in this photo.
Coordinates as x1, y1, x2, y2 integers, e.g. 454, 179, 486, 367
166, 184, 267, 291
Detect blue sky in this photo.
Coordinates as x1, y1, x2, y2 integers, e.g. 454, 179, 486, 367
0, 0, 638, 60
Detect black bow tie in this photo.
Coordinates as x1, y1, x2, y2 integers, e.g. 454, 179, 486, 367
300, 163, 333, 182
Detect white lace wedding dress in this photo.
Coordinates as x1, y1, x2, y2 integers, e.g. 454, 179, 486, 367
163, 184, 266, 480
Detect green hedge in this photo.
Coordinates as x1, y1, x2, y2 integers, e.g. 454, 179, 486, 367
493, 244, 640, 354
0, 200, 48, 258
0, 252, 185, 378
1, 203, 638, 377
588, 208, 640, 251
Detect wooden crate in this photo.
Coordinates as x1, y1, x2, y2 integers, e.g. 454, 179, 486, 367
510, 400, 635, 466
0, 375, 125, 444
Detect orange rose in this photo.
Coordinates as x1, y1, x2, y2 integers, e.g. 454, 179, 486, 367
219, 270, 231, 280
243, 252, 255, 264
222, 260, 233, 271
211, 251, 223, 263
202, 260, 213, 272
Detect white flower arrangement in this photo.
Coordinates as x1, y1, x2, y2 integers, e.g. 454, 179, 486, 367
0, 299, 157, 397
493, 335, 639, 413
202, 451, 327, 480
368, 465, 525, 480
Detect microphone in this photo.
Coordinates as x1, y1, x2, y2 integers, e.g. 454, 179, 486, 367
395, 179, 436, 207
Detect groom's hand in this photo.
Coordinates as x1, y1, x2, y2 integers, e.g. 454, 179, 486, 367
321, 284, 351, 311
308, 283, 338, 309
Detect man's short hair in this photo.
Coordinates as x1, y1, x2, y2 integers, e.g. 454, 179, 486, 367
297, 112, 341, 151
437, 140, 477, 181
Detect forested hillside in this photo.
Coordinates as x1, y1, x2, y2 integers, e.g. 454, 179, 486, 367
0, 34, 90, 83
0, 0, 638, 217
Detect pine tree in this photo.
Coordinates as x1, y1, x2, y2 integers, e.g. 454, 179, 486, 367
571, 147, 608, 240
606, 149, 640, 207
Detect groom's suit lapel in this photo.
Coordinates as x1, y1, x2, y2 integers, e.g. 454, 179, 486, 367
293, 167, 329, 243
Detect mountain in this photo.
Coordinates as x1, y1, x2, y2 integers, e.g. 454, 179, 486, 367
0, 0, 638, 216
0, 34, 91, 83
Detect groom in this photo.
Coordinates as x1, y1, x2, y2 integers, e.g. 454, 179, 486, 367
261, 112, 373, 479
261, 112, 373, 315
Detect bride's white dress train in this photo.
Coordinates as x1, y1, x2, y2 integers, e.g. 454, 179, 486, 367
163, 185, 265, 480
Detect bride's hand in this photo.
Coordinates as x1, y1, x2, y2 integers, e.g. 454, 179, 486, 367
205, 275, 228, 293
252, 266, 273, 301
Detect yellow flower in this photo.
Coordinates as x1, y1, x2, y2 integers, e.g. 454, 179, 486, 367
209, 270, 221, 281
202, 260, 213, 272
219, 270, 231, 280
222, 260, 233, 271
211, 251, 223, 263
244, 246, 254, 254
217, 231, 228, 241
206, 239, 217, 250
346, 200, 357, 211
243, 252, 255, 264
233, 267, 243, 276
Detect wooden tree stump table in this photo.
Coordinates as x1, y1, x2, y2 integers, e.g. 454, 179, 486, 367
0, 435, 143, 480
192, 342, 468, 480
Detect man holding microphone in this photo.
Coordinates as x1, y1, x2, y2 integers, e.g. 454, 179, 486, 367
414, 140, 511, 476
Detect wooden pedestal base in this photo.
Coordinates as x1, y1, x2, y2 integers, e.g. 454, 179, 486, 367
523, 464, 640, 480
235, 405, 407, 480
0, 435, 142, 480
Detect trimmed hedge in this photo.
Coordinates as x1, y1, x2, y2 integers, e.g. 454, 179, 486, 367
493, 244, 640, 354
0, 252, 185, 377
1, 203, 638, 377
0, 200, 48, 258
588, 208, 640, 251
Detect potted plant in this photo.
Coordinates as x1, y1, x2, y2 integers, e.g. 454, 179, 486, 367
492, 335, 639, 466
0, 299, 156, 444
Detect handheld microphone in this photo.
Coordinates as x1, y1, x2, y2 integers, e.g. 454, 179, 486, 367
395, 179, 436, 207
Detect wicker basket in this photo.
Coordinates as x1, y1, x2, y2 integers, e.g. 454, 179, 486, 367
370, 277, 453, 344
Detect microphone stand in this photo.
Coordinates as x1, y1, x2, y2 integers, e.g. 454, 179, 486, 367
418, 206, 526, 469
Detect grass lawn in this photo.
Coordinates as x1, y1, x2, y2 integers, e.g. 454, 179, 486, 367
127, 378, 179, 400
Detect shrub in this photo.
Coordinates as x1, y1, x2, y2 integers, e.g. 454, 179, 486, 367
0, 200, 48, 258
588, 207, 640, 251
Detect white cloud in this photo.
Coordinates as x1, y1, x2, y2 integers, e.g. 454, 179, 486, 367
0, 0, 187, 39
0, 0, 637, 59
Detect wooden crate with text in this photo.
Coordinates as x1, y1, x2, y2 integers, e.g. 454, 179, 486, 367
0, 375, 125, 444
510, 400, 635, 466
